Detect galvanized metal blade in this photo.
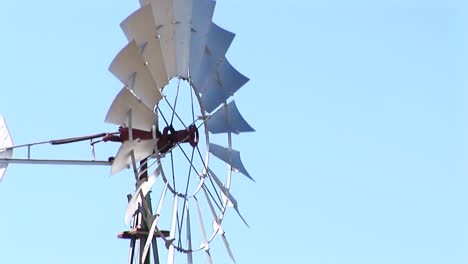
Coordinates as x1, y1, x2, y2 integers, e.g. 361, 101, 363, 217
147, 0, 177, 78
207, 168, 249, 228
109, 40, 163, 110
206, 23, 235, 62
105, 87, 157, 131
209, 143, 253, 181
216, 58, 249, 96
189, 0, 216, 79
191, 22, 234, 90
111, 139, 156, 176
202, 187, 236, 262
125, 166, 161, 225
120, 5, 169, 89
207, 101, 254, 134
173, 0, 193, 78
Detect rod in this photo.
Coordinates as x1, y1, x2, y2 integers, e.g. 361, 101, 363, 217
0, 158, 111, 166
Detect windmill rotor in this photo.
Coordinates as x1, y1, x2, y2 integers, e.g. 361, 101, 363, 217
105, 0, 254, 263
0, 0, 253, 263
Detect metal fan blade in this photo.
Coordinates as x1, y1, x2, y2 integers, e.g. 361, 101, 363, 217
109, 40, 163, 109
207, 101, 254, 134
206, 23, 235, 62
202, 187, 236, 262
191, 23, 235, 91
147, 0, 176, 78
105, 87, 157, 132
0, 115, 13, 182
194, 197, 212, 264
185, 201, 193, 264
174, 0, 193, 78
217, 59, 249, 96
206, 169, 249, 227
141, 182, 169, 262
209, 143, 254, 181
189, 0, 216, 80
197, 77, 226, 113
111, 139, 156, 176
120, 5, 169, 89
198, 58, 249, 113
125, 167, 160, 225
167, 195, 179, 264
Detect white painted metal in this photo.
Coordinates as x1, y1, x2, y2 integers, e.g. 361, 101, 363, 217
147, 0, 177, 78
0, 115, 13, 182
209, 143, 253, 181
109, 40, 163, 110
110, 139, 156, 176
120, 5, 169, 89
173, 0, 192, 78
105, 88, 157, 132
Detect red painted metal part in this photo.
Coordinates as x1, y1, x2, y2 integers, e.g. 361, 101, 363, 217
103, 125, 199, 154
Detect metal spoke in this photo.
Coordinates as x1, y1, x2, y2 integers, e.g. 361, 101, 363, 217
195, 146, 223, 206
170, 151, 176, 192
170, 79, 181, 125
178, 147, 196, 246
202, 184, 223, 212
163, 96, 187, 128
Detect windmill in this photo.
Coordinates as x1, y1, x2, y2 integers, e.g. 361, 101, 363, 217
0, 0, 253, 263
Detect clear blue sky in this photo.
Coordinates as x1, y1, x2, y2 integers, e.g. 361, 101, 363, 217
0, 1, 467, 263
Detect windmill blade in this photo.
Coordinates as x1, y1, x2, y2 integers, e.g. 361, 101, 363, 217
207, 168, 249, 228
209, 143, 253, 181
185, 201, 193, 264
111, 139, 156, 176
141, 182, 169, 262
197, 76, 226, 113
189, 0, 216, 79
191, 23, 235, 91
0, 115, 13, 182
173, 0, 193, 78
194, 197, 213, 264
120, 5, 169, 89
198, 58, 249, 113
146, 0, 177, 78
202, 187, 236, 262
125, 166, 161, 225
217, 58, 249, 97
109, 40, 163, 110
166, 195, 179, 264
105, 87, 157, 132
206, 23, 235, 61
207, 101, 254, 134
